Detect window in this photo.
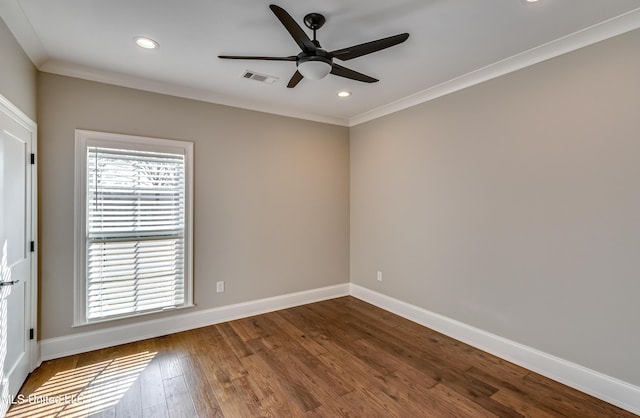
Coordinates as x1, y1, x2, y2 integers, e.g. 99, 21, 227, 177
74, 130, 193, 325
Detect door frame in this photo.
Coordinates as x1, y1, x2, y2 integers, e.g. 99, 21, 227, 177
0, 94, 39, 373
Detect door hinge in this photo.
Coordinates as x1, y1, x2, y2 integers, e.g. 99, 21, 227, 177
29, 328, 34, 340
30, 241, 35, 252
30, 153, 35, 164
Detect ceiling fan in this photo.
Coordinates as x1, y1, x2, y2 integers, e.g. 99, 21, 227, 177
219, 4, 409, 88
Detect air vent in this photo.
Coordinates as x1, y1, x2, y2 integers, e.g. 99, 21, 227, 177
241, 70, 278, 84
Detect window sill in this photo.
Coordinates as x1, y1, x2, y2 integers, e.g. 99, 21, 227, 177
72, 303, 196, 328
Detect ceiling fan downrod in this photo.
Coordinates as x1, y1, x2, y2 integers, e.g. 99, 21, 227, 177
303, 12, 326, 43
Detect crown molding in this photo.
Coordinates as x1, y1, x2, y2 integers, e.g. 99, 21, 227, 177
0, 0, 47, 66
4, 0, 639, 128
39, 60, 350, 127
349, 7, 640, 126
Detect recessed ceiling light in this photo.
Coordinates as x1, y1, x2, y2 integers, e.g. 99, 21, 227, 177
524, 0, 540, 3
337, 90, 351, 98
134, 36, 159, 49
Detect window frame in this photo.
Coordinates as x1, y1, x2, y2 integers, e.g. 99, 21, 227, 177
74, 130, 194, 326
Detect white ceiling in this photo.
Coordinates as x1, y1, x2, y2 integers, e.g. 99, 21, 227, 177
2, 0, 640, 126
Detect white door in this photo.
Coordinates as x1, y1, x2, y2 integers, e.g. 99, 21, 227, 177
0, 99, 34, 416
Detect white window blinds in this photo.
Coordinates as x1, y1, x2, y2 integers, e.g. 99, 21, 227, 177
86, 147, 186, 320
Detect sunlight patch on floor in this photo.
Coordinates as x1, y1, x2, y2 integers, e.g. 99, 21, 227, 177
6, 351, 156, 417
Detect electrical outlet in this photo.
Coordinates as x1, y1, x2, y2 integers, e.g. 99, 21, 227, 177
377, 271, 382, 282
216, 281, 225, 293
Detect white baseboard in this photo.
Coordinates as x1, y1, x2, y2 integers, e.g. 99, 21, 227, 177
350, 284, 640, 415
39, 282, 639, 415
40, 283, 350, 361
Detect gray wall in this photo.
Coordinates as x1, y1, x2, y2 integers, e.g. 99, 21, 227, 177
38, 73, 350, 339
8, 11, 640, 387
0, 17, 37, 120
350, 29, 640, 386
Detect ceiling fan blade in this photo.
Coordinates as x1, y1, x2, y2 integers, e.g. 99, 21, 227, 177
218, 55, 297, 61
330, 33, 409, 61
330, 64, 378, 83
287, 70, 304, 88
269, 4, 316, 53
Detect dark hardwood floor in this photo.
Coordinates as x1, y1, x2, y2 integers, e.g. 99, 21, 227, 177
8, 297, 636, 417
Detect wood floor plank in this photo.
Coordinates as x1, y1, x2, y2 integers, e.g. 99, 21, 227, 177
337, 389, 405, 418
9, 296, 637, 418
193, 338, 257, 417
239, 350, 306, 418
229, 315, 272, 341
522, 371, 629, 418
489, 387, 561, 418
379, 372, 478, 418
196, 325, 248, 381
113, 377, 142, 418
267, 344, 358, 414
156, 351, 183, 382
162, 375, 196, 418
138, 358, 167, 412
268, 311, 328, 357
354, 336, 437, 383
318, 310, 517, 418
141, 403, 168, 418
87, 407, 116, 418
427, 383, 501, 418
319, 307, 500, 402
247, 339, 322, 412
315, 340, 433, 417
177, 355, 224, 418
216, 322, 254, 359
262, 314, 356, 397
305, 404, 356, 418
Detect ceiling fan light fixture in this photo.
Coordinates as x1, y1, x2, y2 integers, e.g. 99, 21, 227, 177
297, 58, 332, 80
134, 36, 159, 49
